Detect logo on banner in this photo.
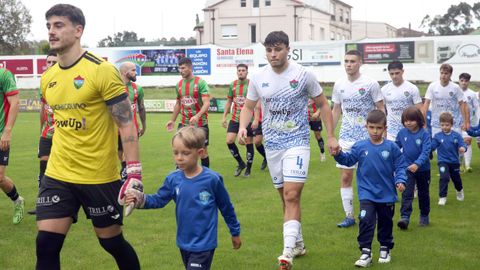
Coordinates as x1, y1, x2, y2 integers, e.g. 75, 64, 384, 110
290, 79, 299, 90
74, 75, 84, 89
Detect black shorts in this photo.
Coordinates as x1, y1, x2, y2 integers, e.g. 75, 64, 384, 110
0, 148, 10, 166
178, 124, 210, 146
180, 249, 215, 270
38, 137, 53, 158
36, 176, 124, 228
117, 134, 123, 151
227, 121, 254, 137
253, 122, 263, 136
309, 120, 323, 132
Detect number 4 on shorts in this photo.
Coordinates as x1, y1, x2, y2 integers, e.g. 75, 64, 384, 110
296, 156, 303, 170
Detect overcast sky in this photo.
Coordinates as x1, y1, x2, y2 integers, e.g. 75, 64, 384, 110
23, 0, 477, 47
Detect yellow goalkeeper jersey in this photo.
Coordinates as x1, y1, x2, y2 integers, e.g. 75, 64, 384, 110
41, 51, 126, 184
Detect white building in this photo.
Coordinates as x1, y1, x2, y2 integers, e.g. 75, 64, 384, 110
352, 20, 397, 40
197, 0, 352, 45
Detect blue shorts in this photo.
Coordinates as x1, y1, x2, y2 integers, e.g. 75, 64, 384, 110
180, 249, 215, 270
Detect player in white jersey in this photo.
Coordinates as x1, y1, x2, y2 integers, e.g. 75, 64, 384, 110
423, 64, 470, 136
332, 50, 384, 228
381, 61, 422, 141
458, 73, 479, 172
238, 31, 338, 270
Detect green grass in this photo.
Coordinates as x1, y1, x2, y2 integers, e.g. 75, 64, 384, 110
1, 113, 480, 269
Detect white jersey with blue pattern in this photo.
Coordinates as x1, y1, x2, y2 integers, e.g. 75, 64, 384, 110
381, 80, 422, 138
332, 75, 383, 142
247, 62, 322, 151
425, 81, 466, 129
463, 88, 480, 125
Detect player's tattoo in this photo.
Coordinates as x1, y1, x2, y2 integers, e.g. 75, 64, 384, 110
108, 98, 133, 126
121, 135, 138, 144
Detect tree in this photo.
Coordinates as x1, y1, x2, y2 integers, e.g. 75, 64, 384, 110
421, 2, 480, 35
97, 31, 146, 47
0, 0, 32, 55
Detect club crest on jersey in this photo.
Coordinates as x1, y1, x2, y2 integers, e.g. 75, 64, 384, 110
73, 75, 84, 89
358, 88, 366, 95
381, 150, 390, 160
404, 91, 410, 97
416, 138, 422, 146
262, 82, 269, 88
454, 138, 458, 143
290, 79, 299, 89
449, 91, 454, 97
199, 191, 211, 205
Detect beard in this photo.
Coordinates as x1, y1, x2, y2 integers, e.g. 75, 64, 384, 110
127, 74, 137, 82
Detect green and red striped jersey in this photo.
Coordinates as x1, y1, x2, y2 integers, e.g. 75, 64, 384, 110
227, 79, 249, 122
307, 98, 318, 122
0, 68, 19, 132
125, 82, 144, 131
176, 76, 209, 126
39, 88, 55, 139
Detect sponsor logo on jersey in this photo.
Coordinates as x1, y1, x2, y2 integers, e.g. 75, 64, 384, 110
73, 75, 85, 89
181, 96, 197, 107
381, 150, 390, 160
290, 79, 298, 89
262, 83, 269, 88
88, 204, 115, 217
37, 195, 61, 206
233, 96, 246, 106
199, 191, 211, 205
54, 118, 86, 131
48, 81, 57, 88
51, 103, 87, 111
358, 88, 366, 95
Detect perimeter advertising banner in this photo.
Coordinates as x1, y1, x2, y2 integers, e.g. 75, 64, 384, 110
436, 39, 480, 64
346, 42, 415, 64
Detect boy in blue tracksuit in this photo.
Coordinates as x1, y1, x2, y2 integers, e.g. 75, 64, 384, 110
431, 112, 467, 206
333, 110, 407, 268
395, 106, 432, 229
126, 126, 241, 270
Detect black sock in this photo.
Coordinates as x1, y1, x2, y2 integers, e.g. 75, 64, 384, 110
98, 233, 140, 270
201, 156, 210, 168
246, 144, 254, 169
36, 231, 65, 270
39, 160, 48, 187
227, 143, 244, 165
317, 137, 325, 153
6, 185, 19, 201
255, 144, 266, 159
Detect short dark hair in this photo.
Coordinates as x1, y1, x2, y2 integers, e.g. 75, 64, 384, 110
264, 31, 289, 47
178, 57, 192, 66
439, 112, 453, 125
46, 4, 85, 28
387, 60, 403, 71
459, 73, 471, 81
47, 50, 57, 57
440, 63, 453, 74
401, 106, 425, 128
345, 50, 362, 59
366, 110, 387, 126
236, 63, 248, 70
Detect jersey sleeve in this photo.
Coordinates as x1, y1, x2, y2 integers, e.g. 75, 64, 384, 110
306, 70, 322, 98
414, 131, 431, 168
246, 75, 259, 101
214, 173, 241, 237
97, 62, 126, 102
137, 85, 144, 101
370, 81, 383, 103
392, 144, 407, 185
227, 82, 234, 99
175, 82, 181, 99
1, 69, 19, 96
198, 79, 210, 96
144, 175, 175, 209
331, 81, 341, 104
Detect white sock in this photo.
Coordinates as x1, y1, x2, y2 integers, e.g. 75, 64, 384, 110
296, 223, 304, 247
283, 220, 300, 255
464, 145, 472, 167
341, 187, 354, 218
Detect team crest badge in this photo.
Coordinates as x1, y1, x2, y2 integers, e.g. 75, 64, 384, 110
454, 139, 458, 143
404, 91, 410, 97
358, 88, 366, 95
415, 138, 422, 146
199, 191, 211, 205
290, 79, 299, 89
74, 75, 84, 89
449, 91, 454, 97
381, 150, 390, 160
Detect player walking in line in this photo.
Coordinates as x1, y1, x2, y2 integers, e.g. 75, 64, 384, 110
458, 73, 479, 172
167, 57, 211, 167
332, 50, 384, 228
238, 31, 338, 270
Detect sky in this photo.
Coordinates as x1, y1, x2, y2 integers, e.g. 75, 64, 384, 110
23, 0, 477, 47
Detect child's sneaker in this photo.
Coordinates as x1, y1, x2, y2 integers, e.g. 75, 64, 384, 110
291, 242, 307, 257
419, 216, 429, 226
378, 246, 391, 263
354, 248, 372, 268
397, 218, 409, 230
13, 196, 25, 225
337, 217, 355, 228
456, 189, 464, 201
438, 197, 447, 206
466, 166, 473, 173
278, 253, 293, 270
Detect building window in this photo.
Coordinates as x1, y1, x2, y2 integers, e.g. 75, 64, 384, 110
310, 24, 315, 40
240, 0, 246, 7
320, 27, 325, 40
340, 9, 343, 22
250, 24, 257, 43
330, 3, 336, 21
346, 11, 350, 24
330, 31, 335, 40
221, 25, 238, 39
337, 33, 341, 40
265, 0, 271, 6
253, 0, 259, 8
